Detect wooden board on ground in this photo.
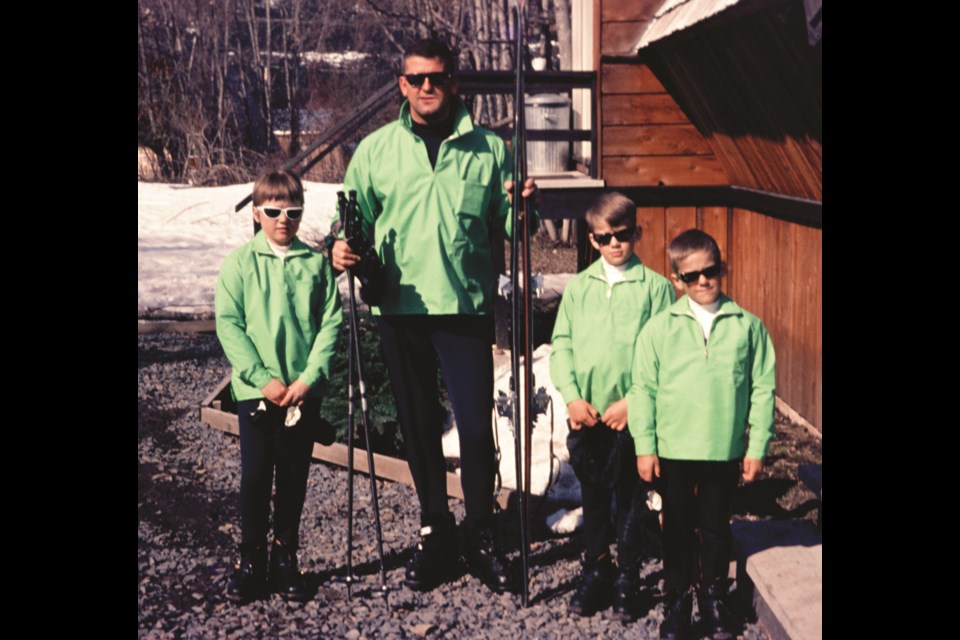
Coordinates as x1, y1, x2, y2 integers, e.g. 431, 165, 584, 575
199, 374, 511, 509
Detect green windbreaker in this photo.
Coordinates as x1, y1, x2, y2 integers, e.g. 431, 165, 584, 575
342, 100, 516, 316
215, 231, 343, 401
550, 255, 675, 414
627, 294, 776, 461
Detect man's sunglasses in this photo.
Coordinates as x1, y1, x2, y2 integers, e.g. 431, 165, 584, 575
591, 228, 635, 246
676, 264, 725, 284
258, 206, 304, 220
403, 72, 453, 88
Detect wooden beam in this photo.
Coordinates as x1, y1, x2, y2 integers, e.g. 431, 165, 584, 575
602, 155, 729, 186
602, 94, 691, 125
139, 320, 216, 334
603, 124, 713, 156
199, 404, 511, 508
601, 63, 665, 94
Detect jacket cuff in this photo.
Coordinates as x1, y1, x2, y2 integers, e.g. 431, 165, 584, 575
249, 368, 275, 391
631, 433, 658, 457
556, 383, 581, 407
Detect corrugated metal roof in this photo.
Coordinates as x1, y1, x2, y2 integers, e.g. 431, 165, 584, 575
635, 0, 745, 49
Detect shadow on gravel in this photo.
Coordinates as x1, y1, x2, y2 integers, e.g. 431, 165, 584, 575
733, 478, 818, 520
138, 345, 224, 368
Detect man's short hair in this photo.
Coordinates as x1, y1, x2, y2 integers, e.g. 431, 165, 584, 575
252, 169, 304, 207
584, 191, 637, 232
403, 38, 458, 74
668, 229, 723, 274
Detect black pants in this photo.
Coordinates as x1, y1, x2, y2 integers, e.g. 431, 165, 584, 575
569, 427, 644, 563
658, 458, 740, 592
377, 314, 496, 524
237, 398, 316, 547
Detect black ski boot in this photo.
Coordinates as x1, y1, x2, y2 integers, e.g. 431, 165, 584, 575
659, 588, 693, 640
269, 539, 309, 602
612, 562, 642, 622
568, 553, 614, 616
462, 519, 516, 594
404, 513, 460, 591
226, 542, 267, 604
697, 581, 740, 640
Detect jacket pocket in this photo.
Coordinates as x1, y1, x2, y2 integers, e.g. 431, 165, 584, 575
453, 180, 491, 245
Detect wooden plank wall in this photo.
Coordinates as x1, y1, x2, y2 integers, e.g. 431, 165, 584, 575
623, 205, 821, 431
646, 5, 822, 200
599, 0, 727, 186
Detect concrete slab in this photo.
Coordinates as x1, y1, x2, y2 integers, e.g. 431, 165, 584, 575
732, 520, 822, 640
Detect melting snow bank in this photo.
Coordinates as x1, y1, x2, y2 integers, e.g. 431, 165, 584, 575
138, 181, 341, 319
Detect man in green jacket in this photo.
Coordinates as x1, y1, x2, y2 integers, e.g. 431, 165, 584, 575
331, 38, 537, 594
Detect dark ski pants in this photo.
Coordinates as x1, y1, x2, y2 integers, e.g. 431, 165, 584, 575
658, 458, 740, 592
237, 398, 317, 547
579, 461, 644, 564
377, 314, 496, 525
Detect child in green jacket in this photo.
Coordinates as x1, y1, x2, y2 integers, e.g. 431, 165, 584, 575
215, 170, 343, 604
628, 229, 775, 640
550, 192, 674, 621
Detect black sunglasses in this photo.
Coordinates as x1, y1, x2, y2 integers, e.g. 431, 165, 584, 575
259, 206, 304, 220
676, 263, 724, 284
403, 72, 452, 88
591, 228, 635, 246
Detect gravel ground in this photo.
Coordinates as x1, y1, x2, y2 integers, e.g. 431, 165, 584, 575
138, 332, 771, 639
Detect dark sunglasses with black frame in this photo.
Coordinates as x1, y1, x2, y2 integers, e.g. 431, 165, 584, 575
591, 227, 636, 246
403, 72, 453, 88
676, 263, 725, 284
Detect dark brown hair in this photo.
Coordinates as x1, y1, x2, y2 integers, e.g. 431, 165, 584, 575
585, 191, 637, 232
667, 229, 722, 274
252, 170, 304, 207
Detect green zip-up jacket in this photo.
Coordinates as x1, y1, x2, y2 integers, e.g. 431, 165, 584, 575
342, 100, 515, 316
550, 255, 675, 414
627, 294, 776, 461
215, 231, 343, 401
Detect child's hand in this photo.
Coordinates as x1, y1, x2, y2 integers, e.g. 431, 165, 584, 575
261, 378, 288, 405
637, 455, 660, 482
567, 399, 599, 430
280, 380, 311, 407
742, 457, 763, 482
600, 398, 628, 431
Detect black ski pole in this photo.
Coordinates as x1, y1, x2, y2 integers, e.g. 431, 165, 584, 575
338, 191, 358, 598
338, 191, 389, 599
345, 191, 388, 596
511, 0, 532, 608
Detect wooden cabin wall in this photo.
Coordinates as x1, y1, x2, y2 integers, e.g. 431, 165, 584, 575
622, 205, 821, 431
644, 5, 822, 200
599, 0, 729, 187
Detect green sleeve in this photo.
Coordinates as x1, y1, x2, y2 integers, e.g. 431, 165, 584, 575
746, 320, 777, 460
214, 253, 274, 391
652, 277, 677, 314
549, 286, 581, 406
297, 259, 344, 391
627, 322, 660, 456
342, 141, 379, 240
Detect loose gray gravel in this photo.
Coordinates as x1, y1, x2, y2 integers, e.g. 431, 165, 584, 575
138, 332, 768, 639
